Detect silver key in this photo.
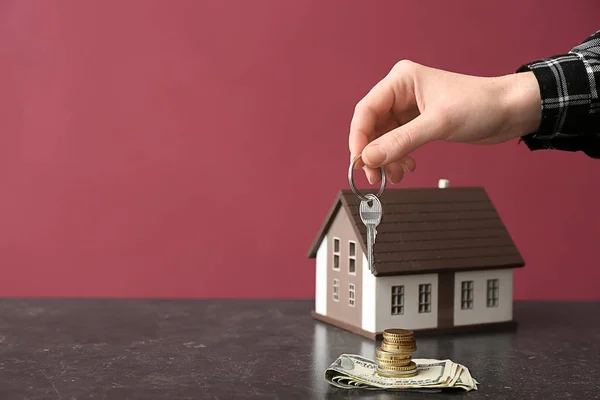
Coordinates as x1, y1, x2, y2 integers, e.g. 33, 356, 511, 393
359, 194, 383, 273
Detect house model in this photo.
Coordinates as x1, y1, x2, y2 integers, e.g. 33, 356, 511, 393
307, 180, 524, 340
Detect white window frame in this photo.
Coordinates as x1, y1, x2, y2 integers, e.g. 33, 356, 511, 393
332, 237, 340, 270
333, 279, 339, 301
348, 240, 356, 275
487, 279, 499, 307
348, 283, 355, 307
391, 285, 404, 315
418, 284, 431, 313
461, 281, 474, 310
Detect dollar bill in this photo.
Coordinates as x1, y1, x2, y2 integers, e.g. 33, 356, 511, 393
325, 354, 478, 392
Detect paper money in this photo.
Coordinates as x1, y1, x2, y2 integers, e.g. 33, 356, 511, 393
325, 354, 478, 392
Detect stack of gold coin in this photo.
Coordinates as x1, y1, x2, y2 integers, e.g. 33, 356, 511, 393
375, 329, 418, 378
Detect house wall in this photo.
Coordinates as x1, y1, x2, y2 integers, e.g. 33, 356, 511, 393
375, 274, 438, 332
453, 269, 513, 326
326, 208, 362, 328
437, 271, 455, 329
361, 253, 376, 333
315, 234, 327, 316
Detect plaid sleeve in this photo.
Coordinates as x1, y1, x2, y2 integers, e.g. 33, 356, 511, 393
516, 30, 600, 158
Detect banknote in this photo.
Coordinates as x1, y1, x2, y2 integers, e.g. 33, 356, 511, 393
325, 354, 478, 392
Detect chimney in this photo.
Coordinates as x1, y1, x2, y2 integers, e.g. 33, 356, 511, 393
438, 179, 450, 189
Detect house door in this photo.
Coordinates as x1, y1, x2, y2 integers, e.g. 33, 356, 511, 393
437, 272, 454, 328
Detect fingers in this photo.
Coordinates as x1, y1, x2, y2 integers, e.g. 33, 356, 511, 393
349, 60, 423, 185
367, 155, 416, 185
362, 113, 440, 168
348, 77, 397, 169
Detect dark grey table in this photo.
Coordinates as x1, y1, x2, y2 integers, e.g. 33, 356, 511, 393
0, 299, 598, 399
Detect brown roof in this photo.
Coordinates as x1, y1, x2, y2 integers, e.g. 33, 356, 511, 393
307, 187, 524, 276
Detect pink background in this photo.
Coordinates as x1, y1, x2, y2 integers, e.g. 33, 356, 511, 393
0, 1, 599, 299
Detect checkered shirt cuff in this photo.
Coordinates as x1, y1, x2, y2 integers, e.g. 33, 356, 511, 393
517, 54, 592, 151
515, 30, 600, 157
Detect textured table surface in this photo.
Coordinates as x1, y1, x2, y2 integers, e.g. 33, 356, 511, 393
0, 299, 598, 400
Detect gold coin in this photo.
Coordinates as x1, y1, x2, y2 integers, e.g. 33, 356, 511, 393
376, 353, 411, 361
382, 340, 416, 348
377, 362, 417, 372
376, 358, 412, 367
377, 361, 417, 371
383, 328, 414, 336
383, 329, 414, 339
381, 342, 417, 353
376, 369, 419, 378
380, 346, 416, 354
384, 334, 414, 338
382, 336, 416, 344
376, 346, 412, 357
375, 355, 411, 363
382, 339, 415, 346
383, 334, 414, 339
376, 355, 412, 363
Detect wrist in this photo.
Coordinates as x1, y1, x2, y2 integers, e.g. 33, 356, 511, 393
498, 71, 542, 140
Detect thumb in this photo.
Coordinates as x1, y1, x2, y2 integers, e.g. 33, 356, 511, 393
361, 113, 440, 167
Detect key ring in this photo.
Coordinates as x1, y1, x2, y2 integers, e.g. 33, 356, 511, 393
348, 154, 386, 202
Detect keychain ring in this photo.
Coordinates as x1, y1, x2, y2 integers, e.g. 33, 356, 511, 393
348, 154, 386, 202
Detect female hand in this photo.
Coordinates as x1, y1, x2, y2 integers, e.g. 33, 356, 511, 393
349, 60, 541, 184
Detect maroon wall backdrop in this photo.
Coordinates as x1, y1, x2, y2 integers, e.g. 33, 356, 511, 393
0, 1, 599, 299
